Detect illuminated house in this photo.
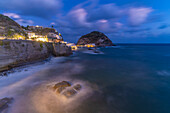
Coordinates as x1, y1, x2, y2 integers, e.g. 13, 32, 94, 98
0, 36, 5, 40
28, 32, 36, 39
12, 34, 26, 40
28, 25, 43, 30
67, 43, 78, 50
27, 31, 47, 42
35, 25, 43, 30
47, 32, 62, 42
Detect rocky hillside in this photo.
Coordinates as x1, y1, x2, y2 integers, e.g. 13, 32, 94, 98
77, 31, 115, 47
0, 14, 27, 37
0, 40, 72, 72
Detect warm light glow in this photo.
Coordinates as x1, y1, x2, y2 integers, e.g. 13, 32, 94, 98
71, 46, 78, 50
85, 44, 95, 48
36, 37, 48, 42
77, 44, 95, 48
60, 41, 67, 44
67, 43, 78, 50
13, 34, 25, 40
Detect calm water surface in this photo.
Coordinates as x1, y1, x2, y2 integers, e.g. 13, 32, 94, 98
0, 44, 170, 113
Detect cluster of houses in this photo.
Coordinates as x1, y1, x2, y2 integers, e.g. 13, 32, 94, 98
24, 25, 79, 50
24, 25, 63, 43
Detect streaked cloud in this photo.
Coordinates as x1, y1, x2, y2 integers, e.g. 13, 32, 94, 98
0, 0, 62, 18
68, 8, 91, 27
128, 7, 153, 26
3, 13, 34, 25
158, 24, 169, 29
3, 13, 20, 19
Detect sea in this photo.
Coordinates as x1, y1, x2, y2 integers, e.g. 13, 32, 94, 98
0, 44, 170, 113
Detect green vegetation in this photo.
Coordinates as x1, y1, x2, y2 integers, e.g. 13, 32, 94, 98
0, 41, 3, 46
40, 43, 43, 48
22, 44, 25, 47
7, 30, 12, 37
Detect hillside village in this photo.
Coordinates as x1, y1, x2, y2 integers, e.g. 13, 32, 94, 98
0, 14, 78, 50
22, 25, 63, 43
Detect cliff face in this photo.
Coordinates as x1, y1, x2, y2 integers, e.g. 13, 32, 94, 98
0, 14, 26, 37
0, 40, 72, 72
53, 43, 72, 56
77, 31, 115, 47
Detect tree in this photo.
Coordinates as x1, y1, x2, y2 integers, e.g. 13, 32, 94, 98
26, 25, 30, 30
7, 30, 12, 37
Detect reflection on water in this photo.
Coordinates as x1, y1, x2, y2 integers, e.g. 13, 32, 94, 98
1, 45, 170, 113
0, 56, 96, 113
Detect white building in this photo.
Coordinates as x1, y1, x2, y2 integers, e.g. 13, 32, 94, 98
28, 32, 36, 39
47, 32, 60, 39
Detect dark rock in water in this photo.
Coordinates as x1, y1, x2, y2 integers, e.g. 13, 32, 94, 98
93, 49, 100, 53
63, 88, 77, 98
53, 81, 71, 91
73, 84, 82, 91
0, 97, 13, 112
77, 31, 115, 47
88, 48, 93, 50
48, 81, 82, 98
56, 87, 66, 94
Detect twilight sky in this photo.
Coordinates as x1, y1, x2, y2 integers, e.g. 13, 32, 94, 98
0, 0, 170, 43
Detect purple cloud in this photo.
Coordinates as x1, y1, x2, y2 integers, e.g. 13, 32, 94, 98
50, 2, 156, 42
3, 13, 20, 19
0, 0, 62, 18
67, 8, 91, 27
87, 3, 124, 22
128, 7, 153, 26
3, 13, 34, 25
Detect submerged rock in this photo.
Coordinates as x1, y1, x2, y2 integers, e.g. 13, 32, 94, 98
63, 88, 77, 98
53, 81, 71, 91
0, 97, 13, 112
73, 84, 82, 91
48, 81, 82, 98
56, 87, 66, 94
77, 31, 115, 47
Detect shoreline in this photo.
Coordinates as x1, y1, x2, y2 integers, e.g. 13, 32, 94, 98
0, 56, 52, 76
0, 39, 72, 73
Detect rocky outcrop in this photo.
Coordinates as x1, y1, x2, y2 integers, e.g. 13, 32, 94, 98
77, 31, 115, 47
52, 81, 71, 93
53, 43, 72, 56
0, 97, 13, 112
0, 14, 27, 37
0, 40, 72, 72
48, 81, 82, 98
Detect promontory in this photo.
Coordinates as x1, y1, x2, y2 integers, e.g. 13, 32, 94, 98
77, 31, 115, 47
